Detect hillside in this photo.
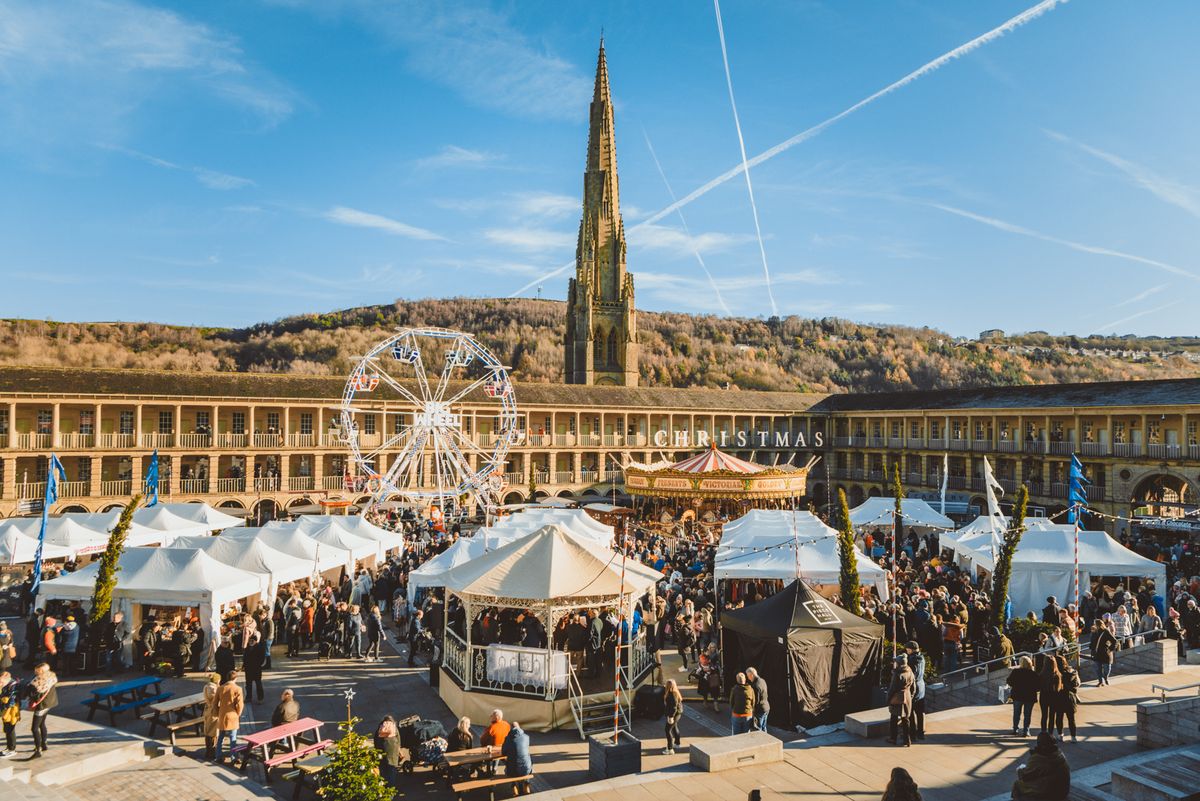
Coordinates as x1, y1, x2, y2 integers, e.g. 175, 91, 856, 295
2, 298, 1198, 394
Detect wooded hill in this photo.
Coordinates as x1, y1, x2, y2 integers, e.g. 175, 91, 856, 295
2, 298, 1197, 394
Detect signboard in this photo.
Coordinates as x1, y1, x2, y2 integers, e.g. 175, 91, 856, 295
17, 499, 43, 515
803, 599, 840, 626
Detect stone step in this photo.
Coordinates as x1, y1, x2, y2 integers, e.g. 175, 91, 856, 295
0, 777, 76, 800
1111, 748, 1200, 801
36, 740, 148, 787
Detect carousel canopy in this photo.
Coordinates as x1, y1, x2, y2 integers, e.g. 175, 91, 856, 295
223, 526, 348, 573
441, 524, 661, 603
159, 502, 246, 530
37, 546, 266, 606
624, 444, 809, 501
0, 522, 73, 564
849, 497, 954, 530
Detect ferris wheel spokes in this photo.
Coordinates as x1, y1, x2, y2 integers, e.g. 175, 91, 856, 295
364, 356, 424, 409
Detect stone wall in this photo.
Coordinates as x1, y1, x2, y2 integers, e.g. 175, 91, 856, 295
1137, 693, 1200, 749
927, 639, 1176, 713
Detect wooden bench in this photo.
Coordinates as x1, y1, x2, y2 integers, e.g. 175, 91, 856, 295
451, 774, 533, 801
111, 691, 172, 715
263, 739, 333, 769
163, 716, 204, 746
280, 753, 330, 801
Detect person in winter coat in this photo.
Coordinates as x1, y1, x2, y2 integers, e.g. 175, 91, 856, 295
1038, 658, 1063, 734
887, 654, 915, 747
41, 617, 59, 671
501, 722, 532, 779
745, 667, 770, 732
663, 679, 683, 755
241, 634, 267, 703
374, 715, 402, 786
881, 766, 924, 801
26, 662, 57, 758
270, 689, 300, 727
728, 672, 755, 735
365, 605, 384, 662
1090, 620, 1118, 686
171, 625, 195, 678
214, 671, 245, 763
904, 642, 927, 740
1053, 655, 1080, 743
1011, 732, 1071, 800
1007, 655, 1040, 736
448, 716, 475, 752
0, 670, 21, 757
202, 672, 221, 761
59, 617, 80, 674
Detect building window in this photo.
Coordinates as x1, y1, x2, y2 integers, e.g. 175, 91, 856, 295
300, 413, 313, 435
232, 412, 246, 434
80, 410, 95, 436
952, 421, 963, 440
119, 411, 134, 435
909, 422, 920, 440
871, 422, 882, 438
1148, 421, 1161, 443
1189, 421, 1197, 446
77, 457, 91, 482
195, 411, 210, 433
1113, 422, 1126, 444
891, 422, 901, 439
0, 408, 8, 435
930, 421, 941, 439
37, 409, 52, 434
393, 414, 405, 435
35, 456, 48, 482
363, 414, 376, 435
1083, 421, 1094, 442
267, 412, 280, 432
158, 411, 173, 435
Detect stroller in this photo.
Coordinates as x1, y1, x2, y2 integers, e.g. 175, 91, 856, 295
397, 714, 448, 774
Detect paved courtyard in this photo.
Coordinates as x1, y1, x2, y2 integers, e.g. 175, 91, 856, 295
18, 616, 1194, 801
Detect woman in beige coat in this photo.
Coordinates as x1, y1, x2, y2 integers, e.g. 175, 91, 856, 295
215, 671, 245, 764
202, 673, 221, 761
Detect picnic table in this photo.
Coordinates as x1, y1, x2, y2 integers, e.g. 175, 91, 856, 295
82, 675, 172, 727
236, 717, 331, 781
142, 690, 207, 744
439, 746, 505, 774
282, 753, 330, 800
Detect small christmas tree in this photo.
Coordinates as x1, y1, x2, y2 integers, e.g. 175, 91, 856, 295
318, 717, 391, 801
991, 484, 1029, 629
89, 493, 141, 628
836, 489, 862, 615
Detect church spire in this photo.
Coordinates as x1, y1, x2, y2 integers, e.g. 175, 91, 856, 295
565, 38, 638, 387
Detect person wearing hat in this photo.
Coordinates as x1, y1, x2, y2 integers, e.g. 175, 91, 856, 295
1011, 731, 1070, 800
903, 642, 926, 740
59, 616, 80, 675
886, 654, 915, 747
202, 672, 221, 761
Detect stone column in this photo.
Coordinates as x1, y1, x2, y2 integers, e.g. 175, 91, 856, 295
1, 456, 16, 501
135, 405, 144, 449
51, 403, 61, 449
7, 402, 17, 449
89, 456, 101, 497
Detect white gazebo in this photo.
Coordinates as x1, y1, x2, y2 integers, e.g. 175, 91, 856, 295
168, 534, 315, 600
849, 497, 954, 532
0, 523, 73, 564
438, 524, 661, 734
159, 502, 246, 531
222, 527, 349, 579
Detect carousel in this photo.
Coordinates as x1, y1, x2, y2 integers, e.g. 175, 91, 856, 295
436, 523, 662, 735
624, 444, 815, 521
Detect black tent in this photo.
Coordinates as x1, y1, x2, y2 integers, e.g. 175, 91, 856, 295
721, 580, 884, 729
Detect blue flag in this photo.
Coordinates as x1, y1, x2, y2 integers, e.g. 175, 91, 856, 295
1067, 453, 1090, 524
31, 454, 67, 600
145, 450, 159, 507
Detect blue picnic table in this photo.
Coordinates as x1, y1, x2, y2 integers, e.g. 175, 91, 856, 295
82, 674, 172, 727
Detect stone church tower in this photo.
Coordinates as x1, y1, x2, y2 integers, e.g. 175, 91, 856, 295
565, 41, 639, 386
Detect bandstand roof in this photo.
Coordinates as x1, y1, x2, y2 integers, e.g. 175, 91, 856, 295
441, 524, 661, 603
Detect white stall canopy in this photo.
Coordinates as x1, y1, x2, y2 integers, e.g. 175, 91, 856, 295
0, 522, 73, 564
714, 535, 891, 601
222, 526, 347, 574
160, 502, 246, 530
849, 497, 954, 531
167, 535, 314, 598
721, 510, 838, 550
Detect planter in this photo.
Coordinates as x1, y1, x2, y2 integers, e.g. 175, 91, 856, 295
588, 731, 641, 780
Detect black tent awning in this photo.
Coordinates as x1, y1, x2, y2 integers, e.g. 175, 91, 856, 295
722, 579, 881, 642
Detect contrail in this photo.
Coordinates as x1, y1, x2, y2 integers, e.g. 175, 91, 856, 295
642, 129, 733, 315
925, 201, 1200, 283
713, 0, 777, 315
511, 0, 1068, 297
1091, 299, 1183, 336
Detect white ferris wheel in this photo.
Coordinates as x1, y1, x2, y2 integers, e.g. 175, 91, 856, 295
339, 327, 518, 514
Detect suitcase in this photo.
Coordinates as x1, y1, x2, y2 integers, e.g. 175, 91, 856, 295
634, 684, 665, 720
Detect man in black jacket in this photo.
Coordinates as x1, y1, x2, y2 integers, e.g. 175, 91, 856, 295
1042, 596, 1061, 625
746, 667, 770, 733
242, 634, 267, 703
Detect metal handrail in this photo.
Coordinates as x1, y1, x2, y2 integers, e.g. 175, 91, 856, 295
1150, 681, 1200, 702
939, 640, 1080, 685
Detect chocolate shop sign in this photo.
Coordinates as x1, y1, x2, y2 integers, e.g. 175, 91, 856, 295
651, 429, 824, 449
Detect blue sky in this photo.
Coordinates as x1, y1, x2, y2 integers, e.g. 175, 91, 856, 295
2, 0, 1199, 337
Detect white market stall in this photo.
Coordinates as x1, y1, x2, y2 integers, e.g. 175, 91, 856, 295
720, 509, 837, 549
971, 523, 1168, 618
292, 514, 403, 556
940, 514, 1007, 568
168, 534, 315, 600
0, 523, 73, 564
222, 526, 349, 577
36, 546, 267, 654
713, 534, 891, 601
264, 519, 379, 568
849, 497, 954, 531
160, 502, 246, 531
